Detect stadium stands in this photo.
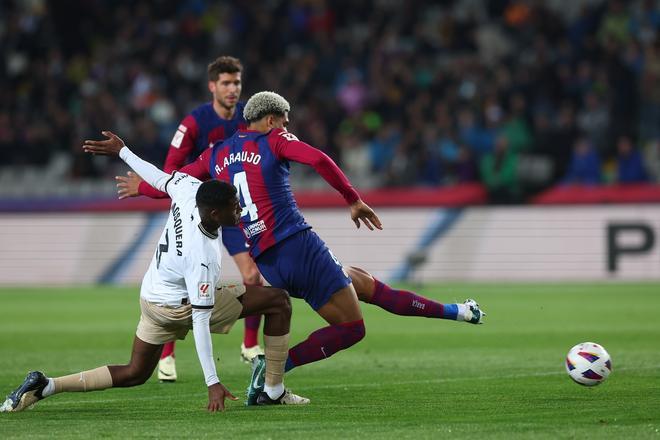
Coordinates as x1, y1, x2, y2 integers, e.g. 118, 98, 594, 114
1, 0, 659, 202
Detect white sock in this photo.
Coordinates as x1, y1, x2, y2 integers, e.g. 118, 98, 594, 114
456, 304, 468, 321
264, 383, 285, 400
42, 378, 55, 397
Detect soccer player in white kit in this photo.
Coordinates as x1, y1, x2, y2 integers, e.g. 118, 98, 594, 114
0, 131, 308, 412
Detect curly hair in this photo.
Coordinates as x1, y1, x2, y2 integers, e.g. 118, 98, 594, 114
243, 91, 291, 123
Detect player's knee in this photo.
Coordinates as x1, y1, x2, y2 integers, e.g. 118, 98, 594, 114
345, 266, 374, 299
273, 289, 292, 317
125, 366, 152, 387
344, 319, 366, 346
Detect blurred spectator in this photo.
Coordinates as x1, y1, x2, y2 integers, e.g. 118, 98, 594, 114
643, 139, 660, 182
616, 135, 648, 183
577, 91, 610, 153
480, 136, 520, 203
563, 137, 602, 185
1, 0, 659, 200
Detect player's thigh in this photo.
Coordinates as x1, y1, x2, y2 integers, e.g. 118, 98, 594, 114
316, 283, 363, 325
238, 285, 290, 318
344, 266, 376, 302
232, 251, 262, 285
128, 336, 163, 371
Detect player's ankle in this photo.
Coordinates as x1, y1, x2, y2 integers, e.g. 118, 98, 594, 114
264, 383, 284, 400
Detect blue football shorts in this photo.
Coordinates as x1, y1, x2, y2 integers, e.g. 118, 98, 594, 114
255, 229, 352, 311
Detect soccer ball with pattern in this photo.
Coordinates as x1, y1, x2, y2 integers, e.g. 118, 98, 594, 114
565, 342, 612, 386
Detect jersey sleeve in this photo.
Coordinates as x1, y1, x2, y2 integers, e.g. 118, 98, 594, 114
163, 115, 199, 173
119, 146, 172, 193
138, 149, 213, 198
183, 251, 216, 309
163, 172, 202, 204
191, 308, 219, 386
184, 224, 219, 386
269, 129, 360, 204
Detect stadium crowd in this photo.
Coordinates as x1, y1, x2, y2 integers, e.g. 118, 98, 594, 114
1, 0, 660, 201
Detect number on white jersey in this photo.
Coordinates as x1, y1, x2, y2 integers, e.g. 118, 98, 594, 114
233, 171, 258, 221
156, 229, 169, 269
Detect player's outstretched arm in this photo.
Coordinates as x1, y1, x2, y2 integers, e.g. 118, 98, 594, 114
350, 199, 383, 230
271, 131, 383, 230
83, 131, 171, 193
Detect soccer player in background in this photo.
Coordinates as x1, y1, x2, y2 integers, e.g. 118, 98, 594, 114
124, 91, 485, 401
119, 56, 265, 381
0, 131, 309, 413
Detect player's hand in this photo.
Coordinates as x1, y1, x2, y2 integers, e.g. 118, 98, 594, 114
206, 382, 238, 412
82, 130, 126, 156
116, 171, 142, 199
350, 199, 383, 231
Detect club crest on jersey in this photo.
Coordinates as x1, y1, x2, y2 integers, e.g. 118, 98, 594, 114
214, 151, 261, 176
198, 282, 211, 298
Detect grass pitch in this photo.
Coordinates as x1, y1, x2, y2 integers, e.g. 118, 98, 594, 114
0, 283, 659, 439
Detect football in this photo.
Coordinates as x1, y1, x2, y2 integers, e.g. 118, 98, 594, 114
565, 342, 612, 386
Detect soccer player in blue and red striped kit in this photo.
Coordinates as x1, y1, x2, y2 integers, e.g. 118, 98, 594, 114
129, 91, 486, 403
119, 56, 264, 381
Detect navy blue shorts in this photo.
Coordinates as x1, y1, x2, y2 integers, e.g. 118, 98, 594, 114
255, 229, 352, 311
222, 226, 250, 256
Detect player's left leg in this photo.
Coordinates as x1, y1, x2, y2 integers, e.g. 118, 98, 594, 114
285, 283, 366, 372
233, 251, 265, 363
346, 266, 485, 324
1, 337, 162, 412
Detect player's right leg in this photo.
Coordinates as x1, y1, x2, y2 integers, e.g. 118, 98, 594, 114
1, 337, 162, 412
346, 266, 486, 324
253, 229, 366, 373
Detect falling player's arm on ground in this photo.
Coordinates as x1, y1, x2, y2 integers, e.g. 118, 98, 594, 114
184, 261, 220, 388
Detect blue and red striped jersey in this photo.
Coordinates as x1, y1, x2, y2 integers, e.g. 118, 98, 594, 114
167, 101, 248, 170
206, 128, 360, 258
139, 102, 248, 197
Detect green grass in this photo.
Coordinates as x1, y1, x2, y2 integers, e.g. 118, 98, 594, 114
0, 283, 659, 439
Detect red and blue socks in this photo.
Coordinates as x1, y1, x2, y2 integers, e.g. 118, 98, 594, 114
285, 319, 365, 372
243, 315, 262, 348
160, 341, 175, 360
370, 279, 465, 320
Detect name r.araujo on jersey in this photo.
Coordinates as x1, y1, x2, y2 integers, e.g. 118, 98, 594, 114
213, 151, 262, 176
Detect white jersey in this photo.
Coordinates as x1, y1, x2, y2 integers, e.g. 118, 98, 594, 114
118, 146, 228, 387
140, 172, 222, 309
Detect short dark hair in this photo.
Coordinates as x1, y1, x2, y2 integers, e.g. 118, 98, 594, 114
196, 180, 237, 210
208, 56, 243, 82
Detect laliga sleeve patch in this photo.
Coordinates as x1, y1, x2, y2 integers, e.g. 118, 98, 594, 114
279, 131, 299, 142
171, 130, 185, 148
198, 282, 211, 298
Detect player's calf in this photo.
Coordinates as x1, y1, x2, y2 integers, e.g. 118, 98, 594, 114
285, 319, 366, 372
